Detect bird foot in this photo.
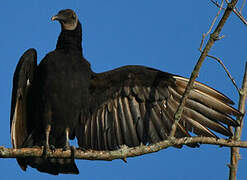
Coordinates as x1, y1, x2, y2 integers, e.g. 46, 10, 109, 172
42, 144, 55, 158
62, 144, 70, 151
50, 145, 56, 152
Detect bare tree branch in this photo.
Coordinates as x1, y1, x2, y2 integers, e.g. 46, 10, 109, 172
200, 0, 224, 51
211, 0, 223, 7
229, 62, 247, 180
169, 0, 239, 138
212, 0, 247, 25
199, 2, 239, 93
1, 137, 247, 160
231, 4, 247, 25
207, 54, 240, 92
211, 0, 247, 28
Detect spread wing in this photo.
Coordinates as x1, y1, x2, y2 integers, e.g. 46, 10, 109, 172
75, 65, 240, 151
10, 48, 37, 170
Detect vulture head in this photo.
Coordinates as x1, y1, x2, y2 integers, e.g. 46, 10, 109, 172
51, 9, 78, 30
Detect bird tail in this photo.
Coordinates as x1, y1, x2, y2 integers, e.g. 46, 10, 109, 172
17, 129, 79, 175
22, 157, 79, 175
16, 150, 79, 175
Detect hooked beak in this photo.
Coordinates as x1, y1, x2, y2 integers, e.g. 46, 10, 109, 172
51, 14, 66, 21
51, 15, 58, 21
51, 15, 60, 21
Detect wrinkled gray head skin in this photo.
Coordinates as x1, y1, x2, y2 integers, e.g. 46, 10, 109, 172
51, 9, 78, 30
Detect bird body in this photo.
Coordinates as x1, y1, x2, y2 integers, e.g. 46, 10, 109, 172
10, 10, 89, 175
36, 47, 91, 140
10, 9, 240, 175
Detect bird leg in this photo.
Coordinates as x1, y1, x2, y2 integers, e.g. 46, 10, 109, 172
63, 128, 76, 162
43, 124, 51, 158
63, 128, 70, 151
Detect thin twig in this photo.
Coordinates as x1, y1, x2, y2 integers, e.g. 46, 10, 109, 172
240, 0, 246, 12
233, 6, 247, 25
211, 0, 225, 8
207, 54, 240, 92
212, 0, 247, 25
229, 62, 247, 180
226, 0, 247, 25
200, 0, 224, 51
1, 137, 247, 160
169, 0, 239, 138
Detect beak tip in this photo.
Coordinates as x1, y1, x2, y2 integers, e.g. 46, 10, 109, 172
51, 16, 57, 21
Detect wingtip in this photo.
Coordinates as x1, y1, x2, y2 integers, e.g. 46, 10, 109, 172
22, 48, 37, 61
173, 76, 235, 105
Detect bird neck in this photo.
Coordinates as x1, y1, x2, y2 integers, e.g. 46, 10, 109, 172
56, 21, 83, 55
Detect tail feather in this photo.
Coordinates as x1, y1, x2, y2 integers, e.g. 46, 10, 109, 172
27, 158, 79, 175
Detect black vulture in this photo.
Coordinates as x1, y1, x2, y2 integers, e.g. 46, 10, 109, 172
10, 9, 240, 175
10, 9, 87, 175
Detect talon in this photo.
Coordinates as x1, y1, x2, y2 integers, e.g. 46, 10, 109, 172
63, 145, 70, 151
50, 145, 56, 152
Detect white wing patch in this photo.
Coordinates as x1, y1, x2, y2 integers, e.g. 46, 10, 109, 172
27, 79, 31, 87
11, 102, 19, 148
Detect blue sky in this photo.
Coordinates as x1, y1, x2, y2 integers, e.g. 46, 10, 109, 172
0, 1, 246, 179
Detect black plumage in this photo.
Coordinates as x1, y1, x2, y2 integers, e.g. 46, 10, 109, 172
10, 9, 87, 175
76, 66, 240, 150
10, 9, 240, 175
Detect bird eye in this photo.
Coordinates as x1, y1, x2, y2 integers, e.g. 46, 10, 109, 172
72, 13, 76, 19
